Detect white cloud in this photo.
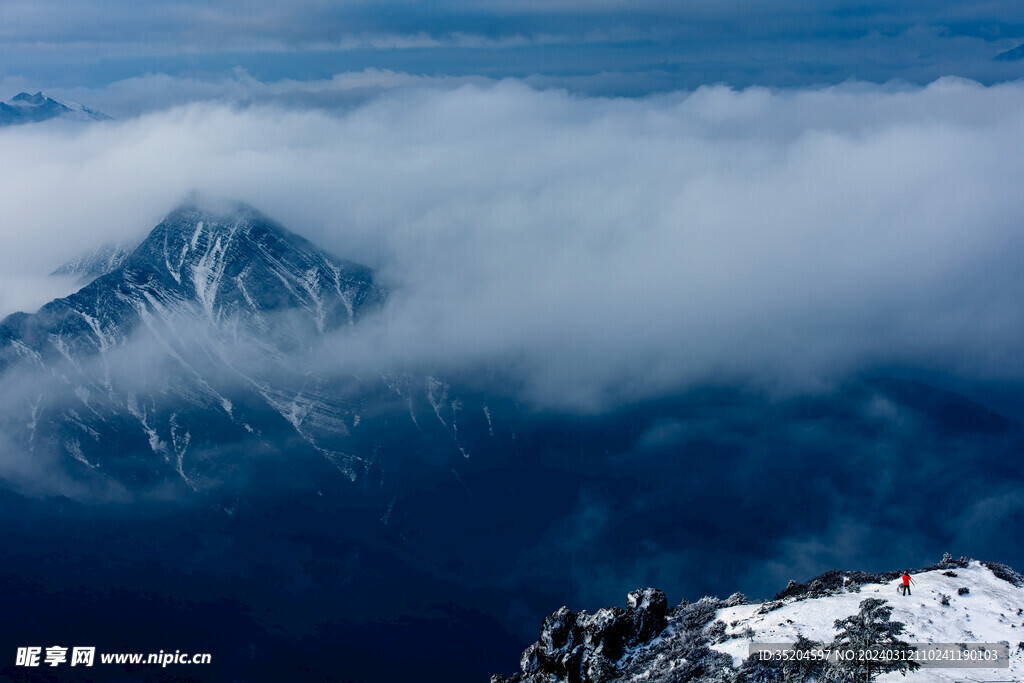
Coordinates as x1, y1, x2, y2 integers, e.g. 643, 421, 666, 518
1, 77, 1023, 409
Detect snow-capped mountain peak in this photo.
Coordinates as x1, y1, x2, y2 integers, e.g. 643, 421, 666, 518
0, 201, 386, 489
127, 200, 383, 330
5, 201, 383, 363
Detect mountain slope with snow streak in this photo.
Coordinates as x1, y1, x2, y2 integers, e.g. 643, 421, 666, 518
51, 243, 137, 281
0, 201, 391, 490
0, 200, 511, 497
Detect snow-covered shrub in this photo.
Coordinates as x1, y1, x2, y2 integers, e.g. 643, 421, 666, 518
679, 597, 724, 632
706, 619, 727, 643
724, 592, 749, 607
984, 561, 1024, 586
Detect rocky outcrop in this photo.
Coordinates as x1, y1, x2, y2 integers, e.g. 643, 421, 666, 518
495, 588, 669, 683
494, 588, 737, 683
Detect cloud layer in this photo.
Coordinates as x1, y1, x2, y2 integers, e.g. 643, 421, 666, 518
2, 78, 1024, 409
5, 1, 1024, 50
3, 1, 1024, 96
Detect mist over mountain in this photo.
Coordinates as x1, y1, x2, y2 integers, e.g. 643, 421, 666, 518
0, 201, 395, 494
1, 197, 1023, 680
4, 80, 1024, 420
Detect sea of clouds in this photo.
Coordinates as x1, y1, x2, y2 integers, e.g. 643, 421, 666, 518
1, 76, 1023, 410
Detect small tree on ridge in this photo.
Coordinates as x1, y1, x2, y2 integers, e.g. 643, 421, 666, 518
827, 598, 919, 682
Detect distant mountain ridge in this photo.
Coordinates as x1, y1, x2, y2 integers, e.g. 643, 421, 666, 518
995, 44, 1024, 61
0, 91, 111, 126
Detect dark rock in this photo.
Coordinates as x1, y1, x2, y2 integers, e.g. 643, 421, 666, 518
579, 607, 629, 660
503, 588, 670, 682
626, 588, 668, 644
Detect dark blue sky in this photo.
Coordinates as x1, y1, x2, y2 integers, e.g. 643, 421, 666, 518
2, 0, 1024, 98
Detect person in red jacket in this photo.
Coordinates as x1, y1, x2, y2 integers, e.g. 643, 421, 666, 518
901, 571, 915, 596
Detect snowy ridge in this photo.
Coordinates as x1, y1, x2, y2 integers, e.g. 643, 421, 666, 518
494, 557, 1024, 682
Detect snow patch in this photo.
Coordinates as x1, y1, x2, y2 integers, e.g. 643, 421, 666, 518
483, 404, 494, 436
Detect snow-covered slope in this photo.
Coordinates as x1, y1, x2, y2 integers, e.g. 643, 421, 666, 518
51, 242, 136, 281
714, 560, 1024, 682
495, 557, 1024, 682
